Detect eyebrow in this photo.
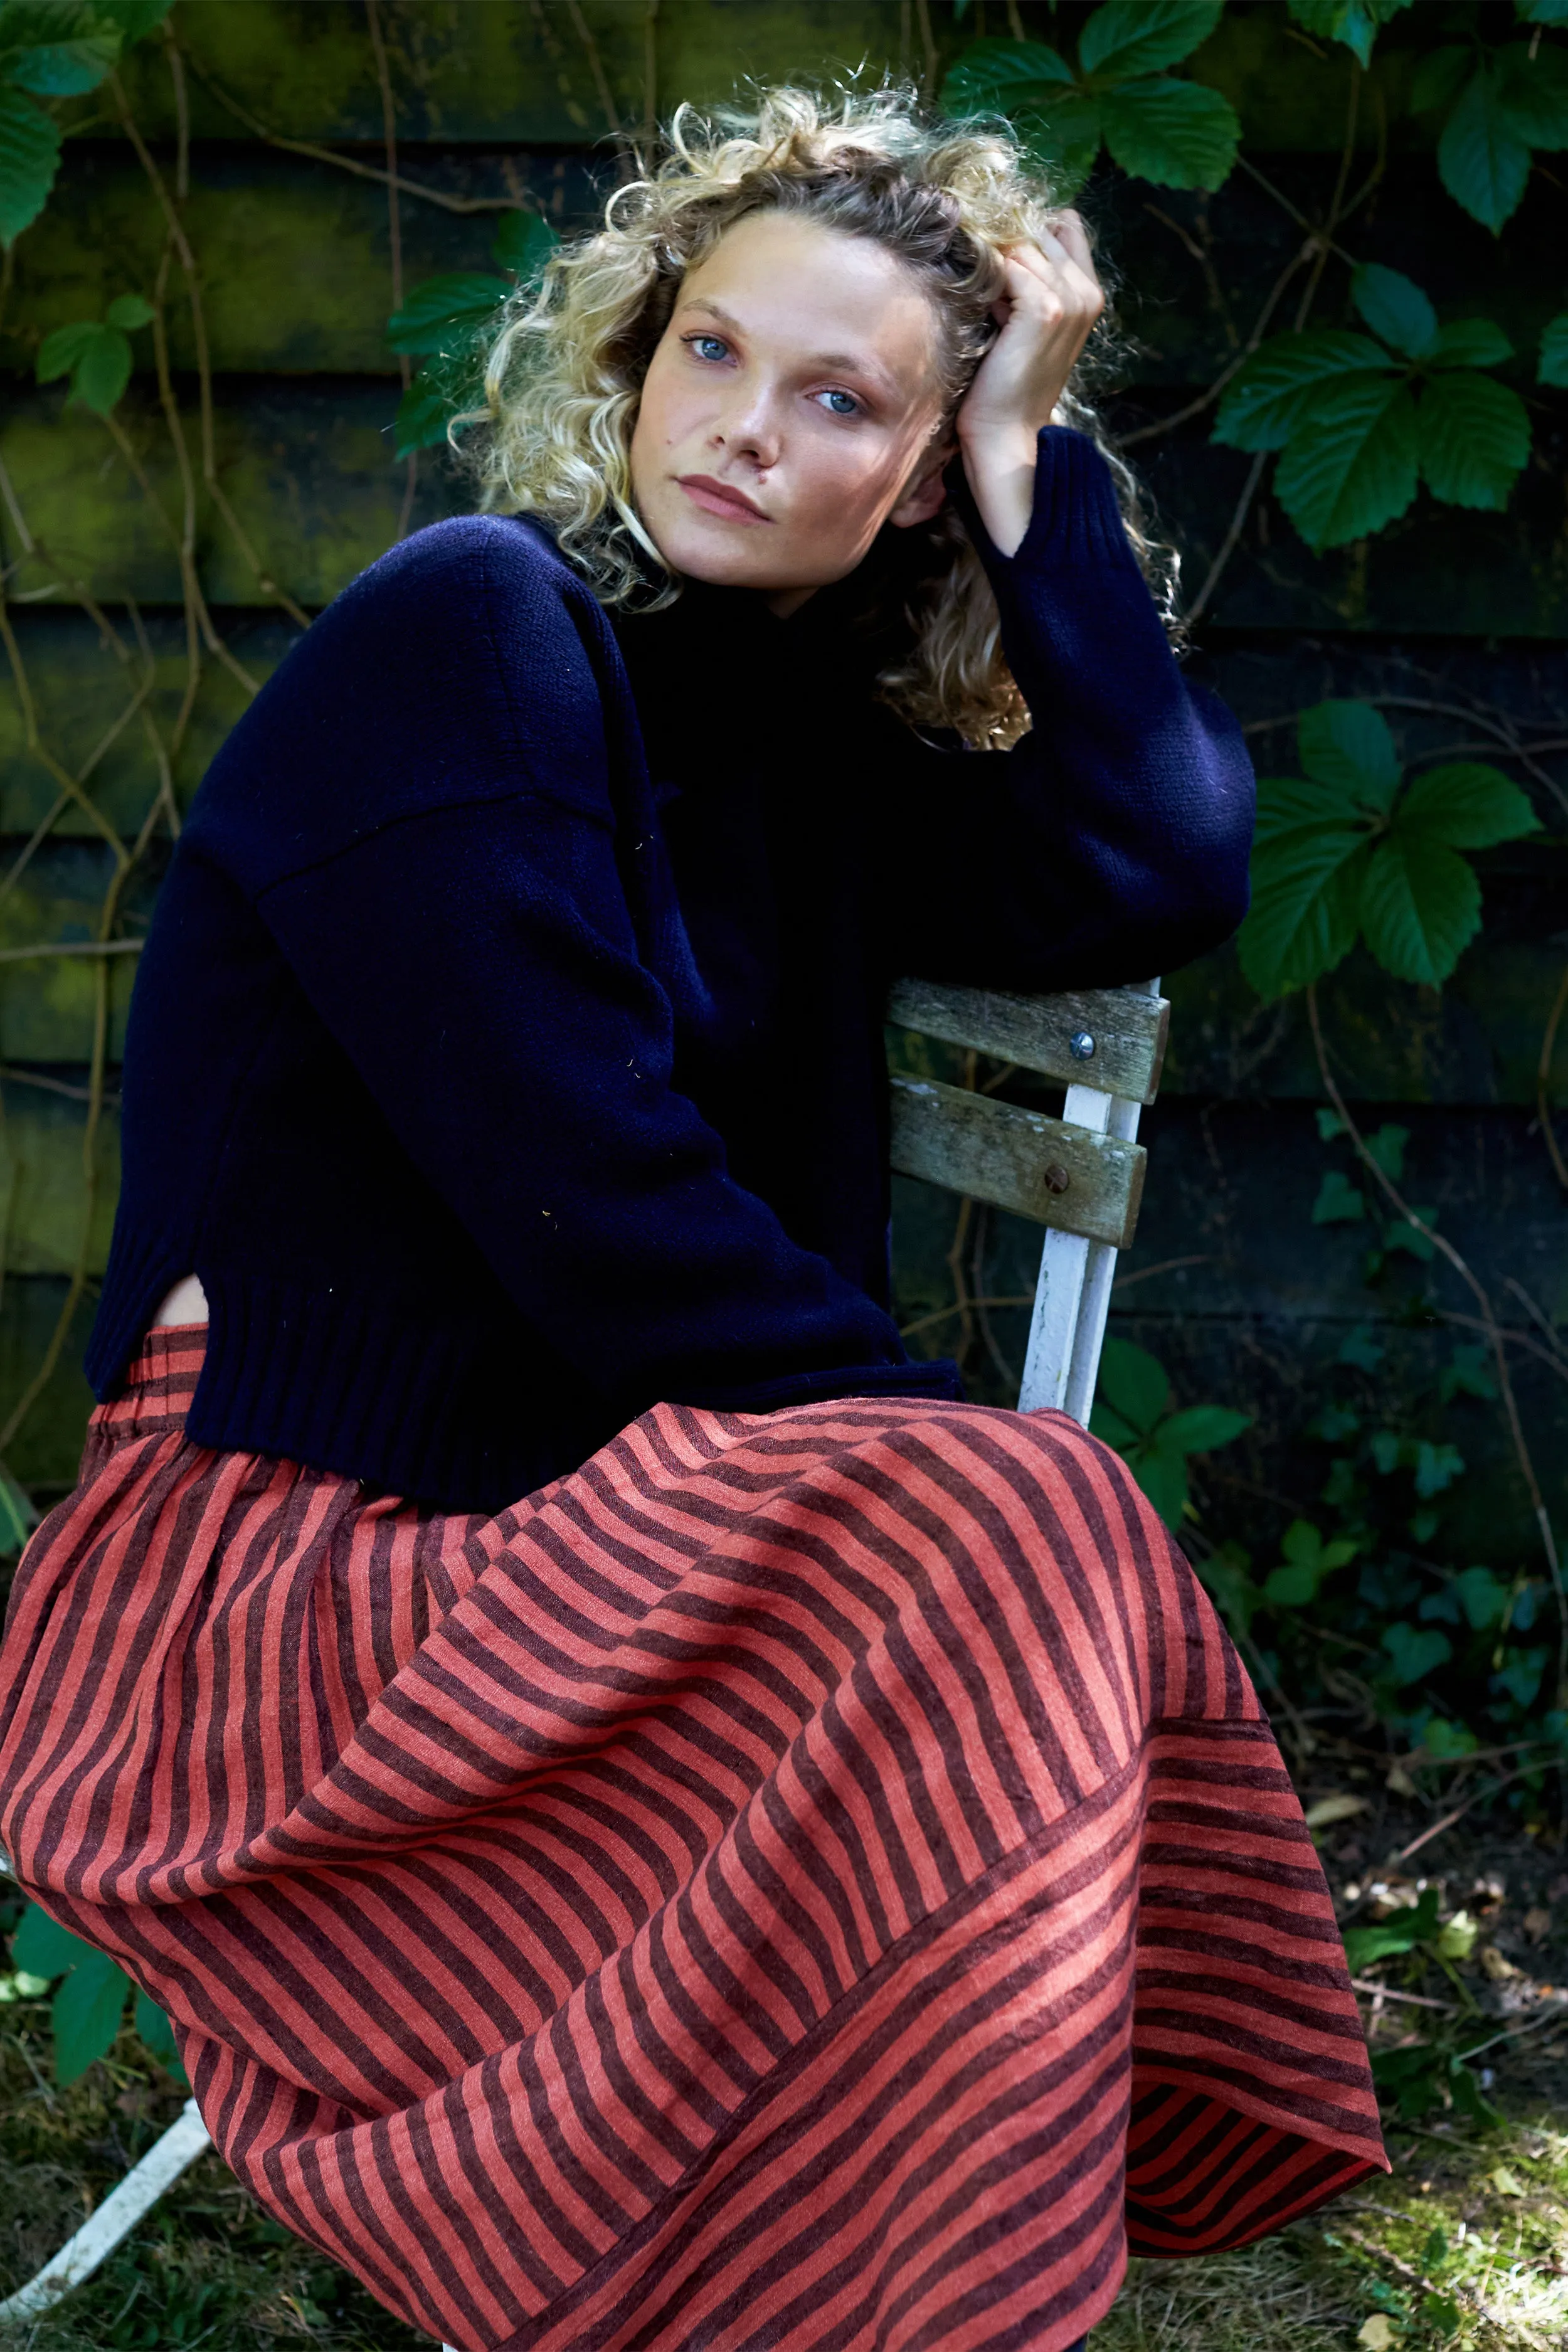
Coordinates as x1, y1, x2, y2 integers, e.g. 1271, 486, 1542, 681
676, 295, 902, 400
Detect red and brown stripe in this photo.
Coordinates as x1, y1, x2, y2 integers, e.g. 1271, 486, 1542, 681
0, 1330, 1384, 2351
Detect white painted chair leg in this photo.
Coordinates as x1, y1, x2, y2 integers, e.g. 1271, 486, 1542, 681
1017, 980, 1157, 1424
0, 2097, 211, 2319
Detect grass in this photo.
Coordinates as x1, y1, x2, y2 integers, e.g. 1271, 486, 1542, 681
3, 1809, 1568, 2348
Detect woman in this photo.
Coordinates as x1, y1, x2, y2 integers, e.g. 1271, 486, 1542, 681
0, 83, 1382, 2352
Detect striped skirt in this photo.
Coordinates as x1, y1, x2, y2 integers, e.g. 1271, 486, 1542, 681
0, 1328, 1384, 2352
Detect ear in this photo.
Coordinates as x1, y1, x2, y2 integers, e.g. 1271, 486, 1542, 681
887, 433, 958, 531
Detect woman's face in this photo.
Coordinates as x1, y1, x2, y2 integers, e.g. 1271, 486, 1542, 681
628, 212, 954, 618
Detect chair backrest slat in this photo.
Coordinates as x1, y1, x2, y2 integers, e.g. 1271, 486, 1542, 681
887, 1074, 1146, 1250
886, 978, 1168, 1105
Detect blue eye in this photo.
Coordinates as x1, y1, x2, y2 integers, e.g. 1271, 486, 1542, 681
819, 389, 861, 418
686, 333, 728, 362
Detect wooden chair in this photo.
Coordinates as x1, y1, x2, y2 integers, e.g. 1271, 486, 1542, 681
886, 975, 1167, 1421
0, 977, 1167, 2329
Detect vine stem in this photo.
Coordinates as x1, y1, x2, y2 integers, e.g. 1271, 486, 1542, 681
1538, 960, 1568, 1195
1305, 983, 1567, 1710
183, 55, 522, 212
364, 0, 418, 541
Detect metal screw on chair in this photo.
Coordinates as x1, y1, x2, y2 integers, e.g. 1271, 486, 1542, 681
1068, 1031, 1095, 1060
1043, 1163, 1071, 1194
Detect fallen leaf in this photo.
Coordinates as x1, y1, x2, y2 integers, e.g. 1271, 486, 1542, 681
1480, 1944, 1522, 1982
1358, 2318, 1396, 2349
1523, 1906, 1552, 1942
1385, 1763, 1417, 1798
1305, 1793, 1371, 1830
1490, 2164, 1525, 2196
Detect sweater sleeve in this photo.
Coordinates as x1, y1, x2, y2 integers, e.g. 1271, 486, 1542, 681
250, 734, 955, 1428
884, 426, 1255, 992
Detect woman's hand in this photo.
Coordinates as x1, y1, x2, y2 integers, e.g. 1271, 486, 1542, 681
955, 216, 1105, 557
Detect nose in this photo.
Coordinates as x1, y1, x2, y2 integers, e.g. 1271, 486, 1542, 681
712, 377, 781, 469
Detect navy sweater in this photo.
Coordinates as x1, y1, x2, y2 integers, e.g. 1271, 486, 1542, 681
86, 428, 1255, 1511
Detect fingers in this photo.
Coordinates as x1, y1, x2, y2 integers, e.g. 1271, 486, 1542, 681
999, 235, 1104, 327
1047, 208, 1098, 283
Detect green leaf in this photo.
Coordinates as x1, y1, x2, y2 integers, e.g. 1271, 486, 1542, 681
103, 289, 154, 329
1286, 0, 1414, 70
1518, 0, 1568, 21
1493, 38, 1568, 147
0, 83, 61, 246
12, 1900, 97, 1977
1158, 1404, 1251, 1455
1237, 830, 1370, 999
1454, 1565, 1510, 1630
134, 1989, 187, 2081
391, 364, 478, 460
1362, 1120, 1407, 1181
1273, 374, 1421, 550
1254, 774, 1365, 842
1439, 63, 1533, 233
51, 1948, 132, 2083
386, 271, 509, 356
1010, 91, 1104, 196
1417, 369, 1531, 508
70, 320, 131, 411
0, 0, 120, 93
36, 315, 98, 381
1096, 1337, 1170, 1434
1125, 1437, 1189, 1529
1298, 699, 1402, 807
1352, 263, 1436, 359
1380, 1622, 1453, 1687
1398, 762, 1540, 848
1312, 1168, 1366, 1223
1099, 74, 1238, 188
1264, 1561, 1318, 1606
1345, 1886, 1441, 1969
1078, 0, 1222, 82
0, 1461, 36, 1554
490, 208, 558, 277
1412, 44, 1473, 112
1428, 316, 1513, 369
1212, 330, 1391, 453
1088, 1401, 1139, 1450
95, 0, 175, 39
939, 36, 1076, 118
1412, 1439, 1465, 1499
1360, 833, 1481, 986
1539, 309, 1568, 383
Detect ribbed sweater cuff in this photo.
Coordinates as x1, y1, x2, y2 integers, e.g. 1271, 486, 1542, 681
944, 425, 1141, 577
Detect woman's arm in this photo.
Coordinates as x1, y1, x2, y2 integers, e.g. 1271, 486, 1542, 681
880, 218, 1253, 992
884, 427, 1255, 992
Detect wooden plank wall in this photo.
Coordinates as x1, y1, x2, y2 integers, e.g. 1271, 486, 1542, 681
1, 0, 1564, 1565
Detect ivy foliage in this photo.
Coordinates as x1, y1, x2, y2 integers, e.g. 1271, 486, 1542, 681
386, 208, 559, 460
0, 0, 172, 245
1414, 18, 1568, 234
940, 0, 1239, 198
1089, 1335, 1251, 1527
36, 287, 152, 412
1213, 265, 1531, 551
1236, 699, 1540, 1000
11, 1900, 184, 2085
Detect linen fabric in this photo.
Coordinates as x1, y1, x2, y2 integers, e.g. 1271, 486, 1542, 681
1, 1331, 1384, 2352
83, 428, 1255, 1512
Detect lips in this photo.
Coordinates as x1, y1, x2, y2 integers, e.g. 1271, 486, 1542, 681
677, 475, 771, 524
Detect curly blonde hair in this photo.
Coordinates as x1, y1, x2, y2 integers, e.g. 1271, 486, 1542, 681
465, 78, 1175, 751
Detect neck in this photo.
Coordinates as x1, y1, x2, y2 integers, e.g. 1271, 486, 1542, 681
764, 582, 818, 621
